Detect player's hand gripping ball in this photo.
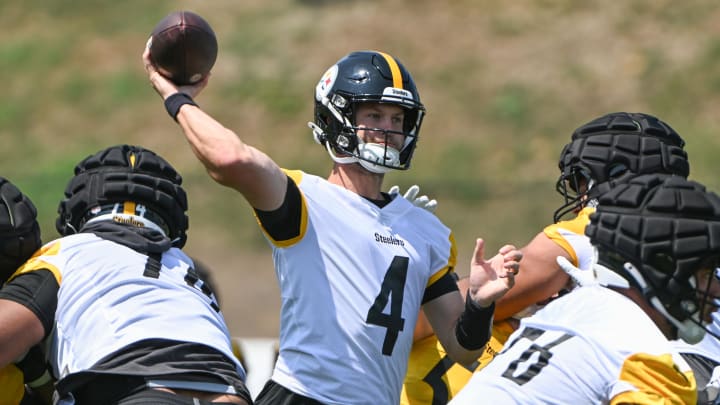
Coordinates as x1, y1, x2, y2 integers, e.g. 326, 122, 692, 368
148, 10, 218, 85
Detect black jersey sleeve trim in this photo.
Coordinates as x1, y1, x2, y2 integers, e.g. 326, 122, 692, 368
254, 175, 303, 242
422, 271, 459, 304
0, 270, 58, 337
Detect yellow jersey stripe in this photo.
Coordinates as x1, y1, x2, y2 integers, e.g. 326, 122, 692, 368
9, 242, 63, 284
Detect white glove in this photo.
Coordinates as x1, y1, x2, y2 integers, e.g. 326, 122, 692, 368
704, 365, 720, 403
557, 256, 598, 287
388, 184, 438, 213
557, 253, 630, 289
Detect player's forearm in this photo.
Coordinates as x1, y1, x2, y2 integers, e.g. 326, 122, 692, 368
0, 300, 43, 368
441, 295, 495, 366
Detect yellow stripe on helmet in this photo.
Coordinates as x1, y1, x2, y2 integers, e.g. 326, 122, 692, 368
123, 201, 136, 215
377, 51, 403, 89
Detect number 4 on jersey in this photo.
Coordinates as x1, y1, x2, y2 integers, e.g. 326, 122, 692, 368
366, 256, 408, 356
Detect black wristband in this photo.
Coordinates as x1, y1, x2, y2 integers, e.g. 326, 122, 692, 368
455, 292, 495, 350
164, 93, 197, 121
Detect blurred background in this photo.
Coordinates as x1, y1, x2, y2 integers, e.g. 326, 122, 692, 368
3, 0, 720, 339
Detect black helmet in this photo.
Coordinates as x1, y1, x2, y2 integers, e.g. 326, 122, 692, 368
309, 50, 426, 173
56, 145, 189, 248
0, 177, 41, 282
554, 112, 689, 222
586, 174, 720, 343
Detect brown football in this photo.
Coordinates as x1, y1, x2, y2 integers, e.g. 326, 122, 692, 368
149, 10, 218, 85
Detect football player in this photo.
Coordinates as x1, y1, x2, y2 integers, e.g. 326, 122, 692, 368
401, 112, 690, 404
144, 47, 523, 405
0, 145, 252, 404
451, 174, 720, 403
496, 111, 690, 321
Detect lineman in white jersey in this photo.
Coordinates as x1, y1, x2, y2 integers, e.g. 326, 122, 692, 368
400, 112, 690, 404
452, 174, 720, 404
143, 47, 523, 405
0, 145, 252, 404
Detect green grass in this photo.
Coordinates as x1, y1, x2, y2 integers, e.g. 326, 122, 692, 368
4, 0, 720, 265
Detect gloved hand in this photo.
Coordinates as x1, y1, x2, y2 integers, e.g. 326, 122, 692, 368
388, 184, 438, 213
703, 365, 720, 404
557, 256, 598, 287
557, 252, 629, 289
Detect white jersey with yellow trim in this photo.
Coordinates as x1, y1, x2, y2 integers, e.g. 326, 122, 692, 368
260, 170, 456, 405
450, 285, 696, 404
542, 206, 595, 269
14, 233, 241, 381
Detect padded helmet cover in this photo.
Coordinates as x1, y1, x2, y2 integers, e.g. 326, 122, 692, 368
554, 112, 689, 222
0, 177, 41, 282
586, 174, 720, 324
56, 145, 188, 247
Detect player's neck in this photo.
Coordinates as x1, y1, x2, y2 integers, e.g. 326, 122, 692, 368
327, 163, 384, 200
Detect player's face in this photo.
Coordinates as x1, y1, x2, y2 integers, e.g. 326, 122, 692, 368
355, 103, 406, 151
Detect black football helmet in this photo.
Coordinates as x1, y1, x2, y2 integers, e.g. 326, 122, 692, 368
553, 112, 689, 222
56, 145, 189, 248
0, 177, 41, 283
586, 174, 720, 344
309, 50, 426, 173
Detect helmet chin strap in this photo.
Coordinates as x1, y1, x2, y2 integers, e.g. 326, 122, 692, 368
357, 142, 400, 174
622, 261, 706, 344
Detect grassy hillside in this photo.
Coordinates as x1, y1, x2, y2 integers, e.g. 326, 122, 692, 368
4, 0, 720, 336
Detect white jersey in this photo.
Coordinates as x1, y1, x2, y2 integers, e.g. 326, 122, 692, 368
14, 233, 242, 381
259, 170, 456, 405
450, 286, 696, 404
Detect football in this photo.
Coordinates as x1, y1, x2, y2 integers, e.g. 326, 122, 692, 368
149, 10, 218, 85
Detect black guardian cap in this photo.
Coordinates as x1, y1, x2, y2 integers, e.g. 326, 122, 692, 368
0, 177, 41, 282
56, 145, 189, 248
586, 174, 720, 343
554, 112, 689, 222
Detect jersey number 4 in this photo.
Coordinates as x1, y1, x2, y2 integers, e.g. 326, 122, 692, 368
366, 256, 408, 356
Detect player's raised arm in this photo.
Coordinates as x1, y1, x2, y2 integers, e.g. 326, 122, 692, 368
142, 42, 287, 212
